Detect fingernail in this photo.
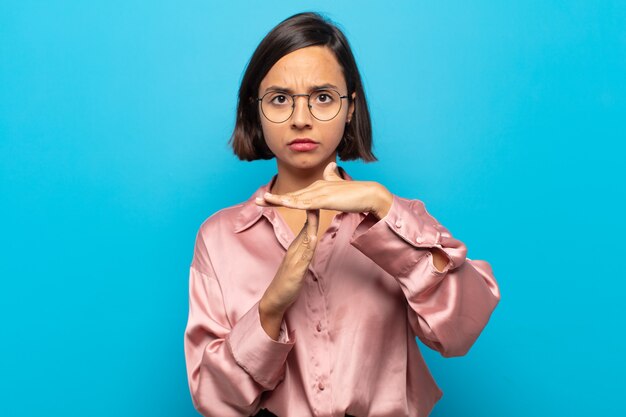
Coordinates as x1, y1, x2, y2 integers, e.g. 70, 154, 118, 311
264, 192, 272, 197
255, 197, 263, 203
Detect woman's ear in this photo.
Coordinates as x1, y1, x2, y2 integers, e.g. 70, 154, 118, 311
347, 92, 356, 123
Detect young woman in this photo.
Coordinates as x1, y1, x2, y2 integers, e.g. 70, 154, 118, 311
184, 12, 500, 417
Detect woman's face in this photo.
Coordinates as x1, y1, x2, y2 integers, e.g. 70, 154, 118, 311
258, 46, 355, 172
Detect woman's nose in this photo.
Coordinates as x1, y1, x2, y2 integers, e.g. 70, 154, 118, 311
291, 95, 313, 127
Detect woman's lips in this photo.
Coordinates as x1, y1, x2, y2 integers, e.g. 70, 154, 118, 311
288, 141, 319, 152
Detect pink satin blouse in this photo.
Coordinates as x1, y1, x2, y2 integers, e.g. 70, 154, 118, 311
183, 168, 500, 417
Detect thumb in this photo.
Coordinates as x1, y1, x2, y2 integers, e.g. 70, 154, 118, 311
323, 161, 342, 182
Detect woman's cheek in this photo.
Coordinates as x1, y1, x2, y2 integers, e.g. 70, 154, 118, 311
329, 123, 347, 145
260, 125, 282, 154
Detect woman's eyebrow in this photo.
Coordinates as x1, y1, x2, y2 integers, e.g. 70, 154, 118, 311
263, 83, 340, 94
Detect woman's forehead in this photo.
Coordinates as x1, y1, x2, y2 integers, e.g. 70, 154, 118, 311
259, 46, 346, 92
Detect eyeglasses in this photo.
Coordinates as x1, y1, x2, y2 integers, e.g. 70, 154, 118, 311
256, 89, 349, 123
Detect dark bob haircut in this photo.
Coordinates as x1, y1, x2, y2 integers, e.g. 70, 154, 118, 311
228, 12, 376, 162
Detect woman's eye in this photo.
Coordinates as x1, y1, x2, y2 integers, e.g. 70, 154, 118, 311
314, 91, 334, 103
271, 95, 287, 104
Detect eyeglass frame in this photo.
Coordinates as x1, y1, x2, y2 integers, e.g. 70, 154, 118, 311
256, 88, 350, 123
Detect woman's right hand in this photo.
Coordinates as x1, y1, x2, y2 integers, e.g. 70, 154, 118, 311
259, 209, 320, 340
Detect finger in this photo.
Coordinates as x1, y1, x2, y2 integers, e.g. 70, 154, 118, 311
288, 210, 319, 267
297, 209, 320, 263
295, 209, 319, 246
255, 196, 273, 206
323, 161, 343, 182
263, 180, 326, 200
306, 208, 320, 238
263, 191, 327, 210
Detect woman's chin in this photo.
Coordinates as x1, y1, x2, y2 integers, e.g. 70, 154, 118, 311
277, 153, 330, 170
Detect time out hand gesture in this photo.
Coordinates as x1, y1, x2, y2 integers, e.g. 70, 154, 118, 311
255, 162, 393, 219
258, 162, 395, 340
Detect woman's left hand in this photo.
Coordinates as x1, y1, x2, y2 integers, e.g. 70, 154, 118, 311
255, 162, 394, 219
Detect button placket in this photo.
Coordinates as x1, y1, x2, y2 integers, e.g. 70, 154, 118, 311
307, 269, 332, 407
304, 266, 328, 405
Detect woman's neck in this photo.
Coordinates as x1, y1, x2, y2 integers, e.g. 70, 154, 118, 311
270, 157, 337, 195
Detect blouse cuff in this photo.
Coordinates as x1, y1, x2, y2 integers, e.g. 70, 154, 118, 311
350, 194, 457, 277
226, 300, 295, 388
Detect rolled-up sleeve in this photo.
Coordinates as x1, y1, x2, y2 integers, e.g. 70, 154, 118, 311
350, 194, 500, 357
184, 230, 295, 417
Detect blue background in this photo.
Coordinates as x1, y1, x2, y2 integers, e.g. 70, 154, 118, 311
1, 1, 625, 416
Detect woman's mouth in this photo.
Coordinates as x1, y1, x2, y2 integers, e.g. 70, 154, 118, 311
288, 139, 319, 152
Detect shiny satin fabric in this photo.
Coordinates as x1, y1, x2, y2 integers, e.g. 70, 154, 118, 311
252, 409, 355, 417
184, 167, 500, 417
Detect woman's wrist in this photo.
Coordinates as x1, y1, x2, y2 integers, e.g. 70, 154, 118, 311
259, 296, 285, 319
259, 298, 285, 341
371, 183, 393, 220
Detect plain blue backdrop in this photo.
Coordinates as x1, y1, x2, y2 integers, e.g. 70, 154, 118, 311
1, 1, 625, 416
